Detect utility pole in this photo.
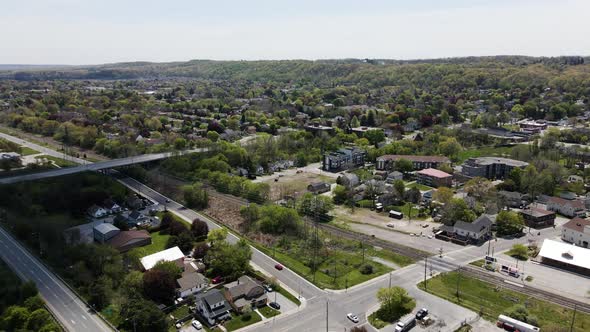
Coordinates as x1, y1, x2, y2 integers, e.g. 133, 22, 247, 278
326, 300, 329, 332
570, 304, 577, 332
456, 266, 461, 302
388, 271, 392, 288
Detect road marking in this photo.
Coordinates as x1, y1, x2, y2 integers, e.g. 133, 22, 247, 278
70, 319, 76, 325
82, 315, 88, 320
504, 280, 524, 287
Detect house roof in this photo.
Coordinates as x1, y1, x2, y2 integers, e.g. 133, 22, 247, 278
93, 223, 119, 235
454, 215, 492, 233
417, 168, 452, 179
376, 155, 450, 163
197, 289, 231, 316
224, 276, 259, 299
107, 230, 150, 249
520, 207, 555, 218
308, 182, 330, 191
548, 196, 585, 209
539, 239, 590, 270
467, 157, 529, 167
140, 246, 184, 270
563, 217, 590, 233
177, 272, 207, 292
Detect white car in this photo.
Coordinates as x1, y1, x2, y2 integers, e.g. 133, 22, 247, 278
346, 313, 359, 323
191, 320, 203, 330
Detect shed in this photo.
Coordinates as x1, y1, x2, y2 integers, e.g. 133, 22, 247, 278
93, 223, 120, 244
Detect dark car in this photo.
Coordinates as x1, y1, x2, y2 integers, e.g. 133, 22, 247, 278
416, 308, 428, 320
269, 302, 281, 310
274, 264, 283, 271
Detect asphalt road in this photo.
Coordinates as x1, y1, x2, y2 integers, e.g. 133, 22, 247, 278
0, 131, 89, 165
0, 227, 112, 332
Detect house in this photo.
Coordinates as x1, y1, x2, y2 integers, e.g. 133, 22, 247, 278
498, 191, 528, 208
376, 155, 450, 171
88, 205, 108, 218
223, 276, 267, 312
546, 196, 586, 218
307, 182, 331, 194
519, 207, 556, 229
561, 217, 590, 248
452, 215, 493, 242
140, 246, 185, 271
195, 289, 232, 326
103, 199, 122, 214
93, 223, 120, 244
125, 196, 145, 210
128, 210, 147, 224
422, 190, 434, 204
107, 230, 151, 252
176, 262, 208, 298
386, 171, 404, 183
323, 147, 366, 172
539, 239, 590, 276
461, 157, 528, 180
416, 168, 452, 188
337, 173, 360, 188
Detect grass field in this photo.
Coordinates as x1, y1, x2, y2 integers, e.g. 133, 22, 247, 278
35, 155, 78, 167
418, 272, 590, 331
456, 146, 513, 163
368, 247, 415, 267
259, 305, 280, 318
224, 311, 262, 331
20, 146, 39, 155
390, 202, 428, 221
128, 231, 171, 259
405, 182, 433, 192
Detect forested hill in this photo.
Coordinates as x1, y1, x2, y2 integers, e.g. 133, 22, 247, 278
0, 56, 588, 88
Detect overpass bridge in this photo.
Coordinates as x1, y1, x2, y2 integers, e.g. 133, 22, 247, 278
0, 148, 207, 185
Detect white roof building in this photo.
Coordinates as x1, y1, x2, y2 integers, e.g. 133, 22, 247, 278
538, 239, 590, 275
140, 246, 184, 271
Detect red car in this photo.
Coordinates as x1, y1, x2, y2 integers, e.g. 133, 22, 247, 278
274, 264, 283, 271
211, 276, 223, 284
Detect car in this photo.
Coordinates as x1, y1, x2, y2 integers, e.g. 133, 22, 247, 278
274, 264, 283, 270
263, 284, 273, 292
386, 223, 395, 228
269, 302, 281, 310
427, 235, 433, 239
211, 276, 223, 284
416, 308, 429, 320
175, 323, 182, 329
191, 320, 203, 330
346, 313, 359, 323
165, 198, 171, 203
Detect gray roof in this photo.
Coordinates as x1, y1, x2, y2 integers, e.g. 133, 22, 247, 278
177, 272, 206, 292
469, 157, 528, 167
454, 215, 492, 233
93, 223, 119, 234
197, 289, 230, 316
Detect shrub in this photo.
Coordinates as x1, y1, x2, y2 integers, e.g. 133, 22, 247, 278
360, 264, 374, 275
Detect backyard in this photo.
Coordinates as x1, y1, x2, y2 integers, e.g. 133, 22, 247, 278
418, 272, 590, 331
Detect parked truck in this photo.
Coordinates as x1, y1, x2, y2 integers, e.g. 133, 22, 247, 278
394, 315, 416, 332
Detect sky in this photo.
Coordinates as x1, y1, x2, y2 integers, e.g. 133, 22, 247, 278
0, 0, 589, 65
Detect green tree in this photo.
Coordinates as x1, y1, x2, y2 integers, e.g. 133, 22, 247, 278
350, 116, 360, 128
509, 244, 529, 260
88, 276, 113, 311
120, 296, 168, 332
207, 228, 228, 246
206, 239, 252, 280
376, 287, 416, 322
297, 193, 334, 220
393, 180, 405, 197
25, 308, 51, 331
364, 129, 385, 147
191, 218, 209, 239
183, 183, 209, 209
441, 198, 476, 226
332, 185, 348, 205
206, 131, 220, 142
394, 159, 414, 173
496, 210, 525, 236
433, 187, 453, 204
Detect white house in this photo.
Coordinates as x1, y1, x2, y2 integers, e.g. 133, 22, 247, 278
103, 199, 122, 214
88, 205, 108, 218
195, 289, 231, 326
562, 217, 590, 248
547, 196, 586, 218
176, 271, 208, 298
452, 215, 493, 241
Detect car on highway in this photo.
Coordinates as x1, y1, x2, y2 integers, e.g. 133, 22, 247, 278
274, 263, 284, 270
346, 313, 359, 323
191, 320, 203, 330
269, 302, 281, 310
415, 308, 428, 320
211, 276, 223, 284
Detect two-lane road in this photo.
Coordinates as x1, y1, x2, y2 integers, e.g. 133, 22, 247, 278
0, 227, 112, 332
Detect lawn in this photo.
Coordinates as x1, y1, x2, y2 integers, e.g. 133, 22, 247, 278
368, 247, 414, 268
405, 182, 433, 192
20, 146, 39, 155
258, 241, 392, 290
250, 270, 301, 306
456, 146, 513, 163
389, 202, 428, 221
418, 272, 590, 331
35, 155, 78, 167
127, 231, 171, 259
259, 305, 280, 318
223, 311, 262, 331
170, 305, 190, 320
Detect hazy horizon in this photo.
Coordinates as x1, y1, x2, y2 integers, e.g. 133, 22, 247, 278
2, 0, 589, 65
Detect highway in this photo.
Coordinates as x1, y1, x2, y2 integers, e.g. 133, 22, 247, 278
0, 148, 208, 185
0, 227, 112, 332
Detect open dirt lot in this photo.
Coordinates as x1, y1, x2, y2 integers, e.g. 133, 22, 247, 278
254, 167, 336, 201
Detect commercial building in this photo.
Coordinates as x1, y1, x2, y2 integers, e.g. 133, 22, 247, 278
376, 155, 450, 171
539, 239, 590, 276
561, 217, 590, 248
461, 157, 528, 180
519, 207, 556, 228
416, 168, 452, 188
323, 147, 366, 172
546, 196, 586, 218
